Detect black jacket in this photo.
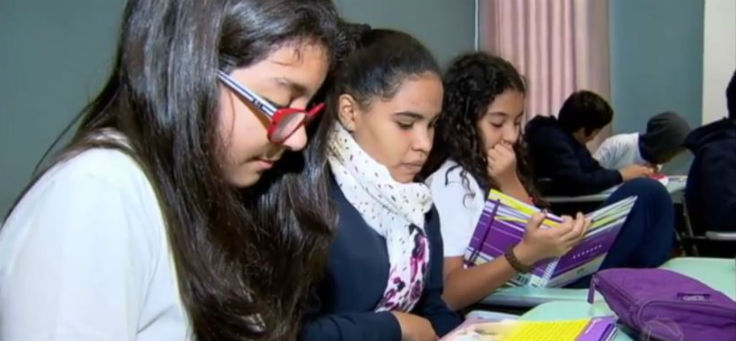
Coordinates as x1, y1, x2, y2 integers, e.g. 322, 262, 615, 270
525, 116, 623, 196
684, 118, 736, 232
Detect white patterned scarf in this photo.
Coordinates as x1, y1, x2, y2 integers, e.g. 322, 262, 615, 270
327, 122, 433, 312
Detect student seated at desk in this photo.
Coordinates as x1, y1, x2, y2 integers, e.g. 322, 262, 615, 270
685, 70, 736, 233
421, 52, 676, 310
0, 1, 343, 339
594, 111, 691, 170
525, 91, 653, 196
299, 28, 461, 341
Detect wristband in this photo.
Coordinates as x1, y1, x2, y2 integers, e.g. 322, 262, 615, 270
505, 248, 533, 273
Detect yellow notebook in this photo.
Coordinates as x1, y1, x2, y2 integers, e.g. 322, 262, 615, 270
504, 319, 589, 341
441, 316, 617, 341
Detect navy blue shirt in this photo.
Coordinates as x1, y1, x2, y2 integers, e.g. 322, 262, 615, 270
525, 116, 623, 196
300, 180, 461, 340
685, 118, 736, 232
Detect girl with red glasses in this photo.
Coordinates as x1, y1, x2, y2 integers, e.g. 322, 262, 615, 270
0, 0, 346, 339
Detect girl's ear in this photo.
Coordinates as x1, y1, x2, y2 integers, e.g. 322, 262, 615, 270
337, 94, 360, 132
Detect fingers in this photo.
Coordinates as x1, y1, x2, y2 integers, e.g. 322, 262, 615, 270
561, 214, 592, 248
489, 143, 515, 159
581, 217, 592, 237
489, 146, 509, 159
487, 148, 499, 163
487, 147, 510, 178
547, 215, 574, 237
638, 165, 654, 176
495, 142, 516, 158
526, 212, 546, 231
496, 141, 514, 152
561, 212, 585, 242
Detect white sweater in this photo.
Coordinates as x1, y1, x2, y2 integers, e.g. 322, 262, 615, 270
593, 133, 648, 170
0, 149, 190, 340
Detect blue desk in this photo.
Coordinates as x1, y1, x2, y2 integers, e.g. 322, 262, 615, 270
480, 256, 733, 308
517, 257, 734, 340
480, 286, 597, 308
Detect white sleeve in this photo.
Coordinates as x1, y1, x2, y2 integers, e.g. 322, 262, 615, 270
0, 172, 153, 340
428, 167, 485, 258
593, 137, 621, 169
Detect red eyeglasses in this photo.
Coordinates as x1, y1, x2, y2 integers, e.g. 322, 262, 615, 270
217, 70, 325, 143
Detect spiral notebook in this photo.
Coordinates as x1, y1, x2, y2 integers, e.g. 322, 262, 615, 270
464, 190, 637, 288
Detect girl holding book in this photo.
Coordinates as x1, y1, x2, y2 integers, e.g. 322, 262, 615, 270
300, 27, 462, 340
420, 52, 676, 310
0, 1, 344, 339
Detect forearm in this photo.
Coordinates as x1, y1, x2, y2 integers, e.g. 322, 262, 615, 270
442, 256, 517, 310
301, 311, 401, 341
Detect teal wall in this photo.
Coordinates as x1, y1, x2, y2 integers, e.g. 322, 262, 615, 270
0, 0, 124, 215
334, 0, 477, 68
2, 0, 705, 214
0, 0, 476, 215
609, 0, 704, 174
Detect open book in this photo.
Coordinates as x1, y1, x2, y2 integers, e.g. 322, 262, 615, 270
441, 316, 618, 341
464, 190, 637, 288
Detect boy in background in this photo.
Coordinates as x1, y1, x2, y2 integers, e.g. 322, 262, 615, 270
525, 90, 653, 196
594, 111, 691, 170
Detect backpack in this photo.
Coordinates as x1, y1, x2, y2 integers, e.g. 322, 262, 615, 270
589, 268, 736, 341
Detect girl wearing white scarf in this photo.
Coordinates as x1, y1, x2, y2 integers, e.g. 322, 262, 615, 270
327, 122, 433, 312
301, 28, 461, 341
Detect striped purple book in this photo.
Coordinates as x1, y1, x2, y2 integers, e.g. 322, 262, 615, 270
463, 190, 636, 288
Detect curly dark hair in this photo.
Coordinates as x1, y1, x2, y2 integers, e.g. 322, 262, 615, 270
421, 52, 544, 205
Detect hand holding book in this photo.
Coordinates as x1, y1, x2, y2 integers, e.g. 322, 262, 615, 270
465, 190, 637, 287
513, 212, 591, 267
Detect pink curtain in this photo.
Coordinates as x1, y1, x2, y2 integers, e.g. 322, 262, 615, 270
479, 0, 611, 147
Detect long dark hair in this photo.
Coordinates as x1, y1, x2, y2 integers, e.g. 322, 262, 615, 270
307, 27, 441, 178
422, 52, 543, 204
6, 0, 344, 339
